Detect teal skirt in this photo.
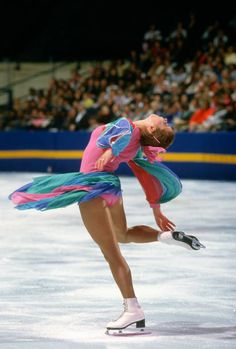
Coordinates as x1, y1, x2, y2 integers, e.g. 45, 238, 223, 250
9, 160, 182, 211
9, 171, 122, 211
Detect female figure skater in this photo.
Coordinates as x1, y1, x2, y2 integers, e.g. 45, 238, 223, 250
9, 114, 205, 334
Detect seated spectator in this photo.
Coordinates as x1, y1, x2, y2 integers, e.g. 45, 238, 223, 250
224, 46, 236, 66
189, 99, 216, 131
143, 24, 162, 42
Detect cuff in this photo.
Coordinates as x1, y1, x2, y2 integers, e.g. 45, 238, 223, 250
150, 203, 160, 208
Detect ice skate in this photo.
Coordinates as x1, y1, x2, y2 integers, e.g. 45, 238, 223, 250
158, 231, 206, 250
105, 298, 150, 336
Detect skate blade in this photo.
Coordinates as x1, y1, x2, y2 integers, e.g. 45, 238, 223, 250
190, 236, 206, 250
180, 233, 206, 250
105, 327, 151, 336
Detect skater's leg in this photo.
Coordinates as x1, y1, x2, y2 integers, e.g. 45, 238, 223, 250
79, 197, 135, 298
109, 198, 159, 243
109, 199, 205, 249
80, 198, 145, 331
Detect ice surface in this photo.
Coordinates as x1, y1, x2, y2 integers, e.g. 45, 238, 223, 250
0, 173, 236, 349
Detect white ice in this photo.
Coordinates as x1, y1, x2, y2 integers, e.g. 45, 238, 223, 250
0, 173, 236, 349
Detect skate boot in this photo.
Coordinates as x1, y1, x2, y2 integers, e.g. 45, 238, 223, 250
158, 231, 206, 250
105, 298, 150, 336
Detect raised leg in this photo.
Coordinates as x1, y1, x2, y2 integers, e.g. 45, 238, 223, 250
108, 198, 159, 243
108, 199, 206, 250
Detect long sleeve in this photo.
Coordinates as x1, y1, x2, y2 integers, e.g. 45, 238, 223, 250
128, 150, 182, 207
96, 118, 133, 156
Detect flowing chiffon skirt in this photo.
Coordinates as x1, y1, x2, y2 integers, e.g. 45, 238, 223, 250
9, 172, 122, 211
9, 160, 182, 211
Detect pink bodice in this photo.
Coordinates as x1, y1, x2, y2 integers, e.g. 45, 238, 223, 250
80, 125, 141, 173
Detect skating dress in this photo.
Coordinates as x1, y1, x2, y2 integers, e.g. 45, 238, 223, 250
9, 118, 182, 211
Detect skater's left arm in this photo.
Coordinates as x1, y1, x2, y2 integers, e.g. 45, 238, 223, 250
128, 159, 176, 232
152, 205, 176, 232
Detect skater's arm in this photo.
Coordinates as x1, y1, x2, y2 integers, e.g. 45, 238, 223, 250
97, 118, 133, 156
128, 157, 178, 232
128, 159, 163, 207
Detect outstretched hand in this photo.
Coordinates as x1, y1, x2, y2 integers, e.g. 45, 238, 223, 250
155, 212, 176, 231
95, 148, 114, 171
152, 207, 176, 231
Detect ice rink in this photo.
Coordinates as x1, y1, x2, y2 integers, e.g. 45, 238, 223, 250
0, 173, 236, 349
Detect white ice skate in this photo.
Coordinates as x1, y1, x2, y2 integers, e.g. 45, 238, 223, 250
158, 231, 206, 250
105, 298, 150, 336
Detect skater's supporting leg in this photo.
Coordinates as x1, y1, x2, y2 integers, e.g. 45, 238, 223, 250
80, 197, 146, 331
79, 197, 135, 298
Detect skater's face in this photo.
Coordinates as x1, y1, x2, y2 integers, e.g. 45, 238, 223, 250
149, 114, 168, 130
140, 114, 174, 148
147, 114, 170, 140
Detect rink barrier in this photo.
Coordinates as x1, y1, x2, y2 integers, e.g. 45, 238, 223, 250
0, 131, 235, 180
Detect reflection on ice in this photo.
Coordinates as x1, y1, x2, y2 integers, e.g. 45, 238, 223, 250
0, 173, 236, 349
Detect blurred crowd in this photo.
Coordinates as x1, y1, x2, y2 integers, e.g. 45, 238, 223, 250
1, 15, 236, 132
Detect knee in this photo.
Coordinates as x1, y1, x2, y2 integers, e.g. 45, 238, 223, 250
100, 248, 127, 268
100, 248, 118, 264
116, 232, 127, 243
113, 226, 128, 243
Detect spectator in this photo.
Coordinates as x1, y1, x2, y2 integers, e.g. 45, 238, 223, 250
2, 15, 235, 133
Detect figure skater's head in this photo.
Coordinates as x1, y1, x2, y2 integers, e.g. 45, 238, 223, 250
139, 114, 175, 149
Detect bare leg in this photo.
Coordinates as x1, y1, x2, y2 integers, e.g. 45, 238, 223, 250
126, 225, 159, 243
109, 199, 206, 250
109, 198, 159, 243
79, 197, 135, 298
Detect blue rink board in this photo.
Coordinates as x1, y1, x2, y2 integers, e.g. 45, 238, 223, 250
0, 131, 235, 180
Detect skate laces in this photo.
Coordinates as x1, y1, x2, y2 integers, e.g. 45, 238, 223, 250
114, 301, 128, 321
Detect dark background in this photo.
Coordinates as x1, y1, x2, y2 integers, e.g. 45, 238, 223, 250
1, 0, 235, 61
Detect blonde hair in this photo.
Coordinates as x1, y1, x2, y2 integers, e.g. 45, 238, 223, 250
140, 125, 175, 149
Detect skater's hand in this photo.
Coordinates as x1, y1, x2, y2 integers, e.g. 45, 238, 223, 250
95, 149, 114, 171
153, 207, 176, 231
156, 212, 176, 231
